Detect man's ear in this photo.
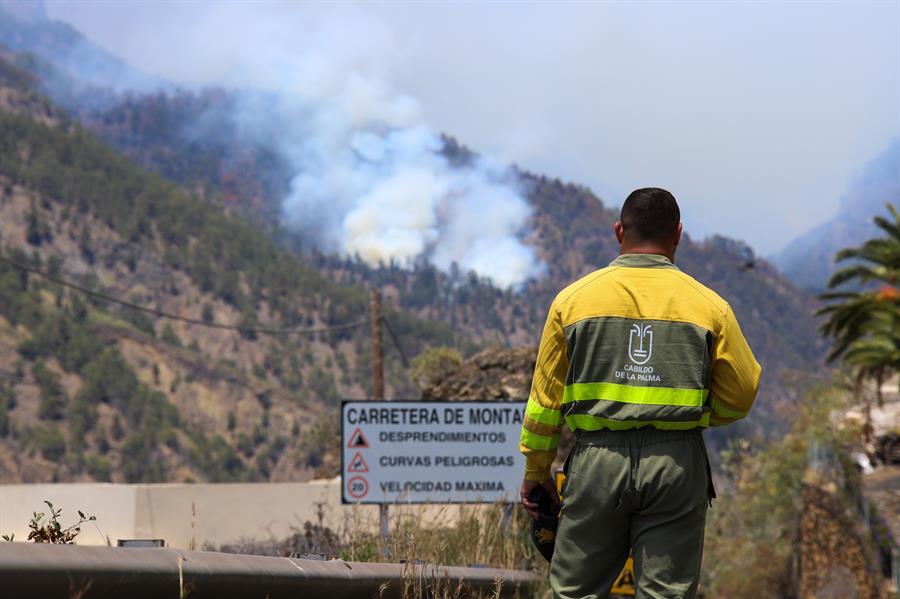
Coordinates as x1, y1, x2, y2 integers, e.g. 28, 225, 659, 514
674, 222, 683, 248
614, 221, 625, 245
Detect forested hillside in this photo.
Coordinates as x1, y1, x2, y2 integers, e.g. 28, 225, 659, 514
0, 7, 826, 378
70, 86, 825, 374
0, 17, 828, 484
0, 70, 468, 483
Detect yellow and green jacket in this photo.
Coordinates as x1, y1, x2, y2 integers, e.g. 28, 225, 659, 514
520, 253, 761, 482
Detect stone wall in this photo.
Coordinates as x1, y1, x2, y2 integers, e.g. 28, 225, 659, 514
797, 478, 886, 599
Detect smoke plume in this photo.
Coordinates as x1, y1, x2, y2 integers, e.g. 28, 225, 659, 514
202, 8, 542, 288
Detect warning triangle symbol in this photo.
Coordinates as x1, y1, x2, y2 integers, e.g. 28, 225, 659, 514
347, 427, 369, 449
347, 451, 369, 473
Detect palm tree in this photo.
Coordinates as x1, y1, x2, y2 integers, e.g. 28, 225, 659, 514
818, 203, 899, 419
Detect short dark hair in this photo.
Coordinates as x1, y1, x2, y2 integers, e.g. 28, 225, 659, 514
619, 188, 680, 241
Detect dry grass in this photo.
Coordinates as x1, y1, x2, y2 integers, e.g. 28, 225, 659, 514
212, 500, 549, 598
340, 502, 551, 599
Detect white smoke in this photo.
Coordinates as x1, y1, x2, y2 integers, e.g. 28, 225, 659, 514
201, 7, 543, 288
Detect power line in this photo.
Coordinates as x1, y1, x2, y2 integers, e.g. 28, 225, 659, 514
0, 253, 413, 363
381, 313, 409, 367
0, 253, 369, 336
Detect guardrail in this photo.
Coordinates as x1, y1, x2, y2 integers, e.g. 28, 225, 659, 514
0, 543, 539, 598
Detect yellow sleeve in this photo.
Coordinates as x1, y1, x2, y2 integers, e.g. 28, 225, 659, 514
709, 304, 761, 426
519, 298, 569, 481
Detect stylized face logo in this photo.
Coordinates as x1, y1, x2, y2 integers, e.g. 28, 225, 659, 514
628, 324, 653, 365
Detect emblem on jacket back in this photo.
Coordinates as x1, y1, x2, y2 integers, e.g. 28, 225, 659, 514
628, 324, 653, 365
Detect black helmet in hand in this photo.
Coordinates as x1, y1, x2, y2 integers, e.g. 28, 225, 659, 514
529, 485, 560, 562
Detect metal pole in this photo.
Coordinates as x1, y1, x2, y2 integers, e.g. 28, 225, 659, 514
372, 288, 387, 559
371, 288, 384, 401
380, 504, 390, 560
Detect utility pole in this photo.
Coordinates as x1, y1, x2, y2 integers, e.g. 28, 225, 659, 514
371, 288, 384, 401
370, 287, 388, 558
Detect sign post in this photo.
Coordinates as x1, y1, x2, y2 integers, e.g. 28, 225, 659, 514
368, 289, 390, 556
341, 401, 526, 504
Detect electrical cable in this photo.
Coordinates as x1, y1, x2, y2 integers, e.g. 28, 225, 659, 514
380, 315, 409, 367
0, 253, 369, 336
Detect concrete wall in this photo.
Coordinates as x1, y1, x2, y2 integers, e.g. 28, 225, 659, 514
1, 483, 137, 546
0, 479, 388, 549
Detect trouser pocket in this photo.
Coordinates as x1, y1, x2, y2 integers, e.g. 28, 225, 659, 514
698, 434, 717, 506
559, 445, 575, 497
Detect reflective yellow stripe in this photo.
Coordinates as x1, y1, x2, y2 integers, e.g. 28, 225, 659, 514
563, 382, 708, 407
525, 396, 563, 425
710, 394, 749, 419
565, 412, 710, 431
520, 428, 559, 450
523, 417, 561, 437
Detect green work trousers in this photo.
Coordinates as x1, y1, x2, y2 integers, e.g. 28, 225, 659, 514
550, 428, 714, 599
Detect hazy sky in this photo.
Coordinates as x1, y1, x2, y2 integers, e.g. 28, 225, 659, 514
45, 1, 900, 255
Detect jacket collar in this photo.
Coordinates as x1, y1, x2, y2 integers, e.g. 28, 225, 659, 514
609, 253, 679, 270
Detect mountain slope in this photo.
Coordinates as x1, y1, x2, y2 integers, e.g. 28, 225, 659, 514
0, 3, 163, 95
57, 66, 826, 411
0, 17, 830, 485
0, 14, 826, 382
776, 139, 900, 290
0, 76, 469, 483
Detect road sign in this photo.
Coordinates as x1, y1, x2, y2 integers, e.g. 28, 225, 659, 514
347, 452, 369, 473
341, 401, 526, 504
347, 428, 369, 449
347, 476, 369, 500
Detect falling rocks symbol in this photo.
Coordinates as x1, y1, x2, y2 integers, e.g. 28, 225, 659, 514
347, 428, 369, 449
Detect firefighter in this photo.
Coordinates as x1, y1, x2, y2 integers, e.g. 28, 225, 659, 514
520, 188, 761, 599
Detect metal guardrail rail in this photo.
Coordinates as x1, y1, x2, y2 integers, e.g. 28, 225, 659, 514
0, 543, 539, 598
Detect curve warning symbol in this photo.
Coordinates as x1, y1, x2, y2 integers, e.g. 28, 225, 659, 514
347, 451, 369, 473
347, 476, 369, 500
347, 427, 369, 449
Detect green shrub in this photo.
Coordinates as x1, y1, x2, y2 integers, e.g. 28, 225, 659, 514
33, 361, 65, 420
111, 415, 124, 440
160, 323, 181, 347
252, 363, 267, 380
96, 428, 110, 454
34, 426, 65, 461
308, 367, 338, 404
121, 432, 166, 483
76, 348, 140, 423
409, 346, 463, 391
189, 433, 246, 482
0, 388, 10, 437
121, 306, 155, 336
86, 455, 111, 481
201, 303, 214, 323
237, 432, 254, 457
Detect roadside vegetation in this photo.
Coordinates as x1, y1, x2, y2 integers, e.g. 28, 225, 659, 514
215, 501, 549, 598
701, 383, 857, 596
702, 203, 899, 597
819, 203, 900, 425
2, 500, 96, 544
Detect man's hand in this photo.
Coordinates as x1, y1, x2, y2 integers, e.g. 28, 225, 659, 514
520, 478, 560, 520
